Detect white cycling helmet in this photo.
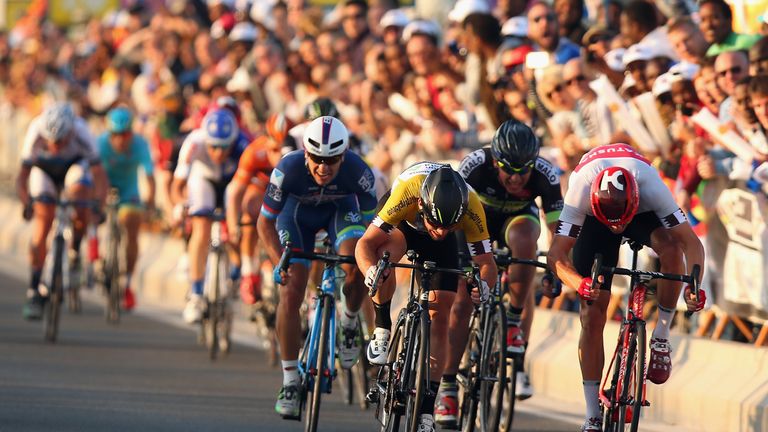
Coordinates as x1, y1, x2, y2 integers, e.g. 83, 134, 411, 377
40, 102, 75, 141
302, 116, 349, 157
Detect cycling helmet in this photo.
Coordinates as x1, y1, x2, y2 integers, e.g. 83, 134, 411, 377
202, 108, 239, 147
303, 116, 349, 157
215, 95, 241, 120
590, 166, 639, 229
40, 103, 75, 141
106, 107, 133, 134
490, 119, 540, 169
265, 112, 291, 143
420, 165, 469, 228
304, 97, 339, 121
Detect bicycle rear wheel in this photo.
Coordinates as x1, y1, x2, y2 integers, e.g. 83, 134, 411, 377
498, 355, 519, 432
603, 323, 631, 432
478, 306, 507, 432
305, 295, 332, 432
375, 316, 404, 432
204, 249, 223, 360
459, 315, 481, 432
105, 229, 121, 324
406, 312, 430, 432
44, 236, 65, 343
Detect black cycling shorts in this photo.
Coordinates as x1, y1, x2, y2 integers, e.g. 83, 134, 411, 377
572, 212, 661, 291
485, 204, 540, 248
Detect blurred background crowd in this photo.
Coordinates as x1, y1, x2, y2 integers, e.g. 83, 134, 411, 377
2, 0, 768, 343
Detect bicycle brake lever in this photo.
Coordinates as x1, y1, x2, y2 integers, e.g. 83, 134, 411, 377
587, 254, 603, 306
369, 251, 390, 298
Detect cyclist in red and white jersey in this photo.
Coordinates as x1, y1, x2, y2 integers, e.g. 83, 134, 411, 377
546, 143, 706, 432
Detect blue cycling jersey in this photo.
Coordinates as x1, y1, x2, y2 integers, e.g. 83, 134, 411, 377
174, 129, 250, 185
261, 150, 377, 221
97, 132, 154, 203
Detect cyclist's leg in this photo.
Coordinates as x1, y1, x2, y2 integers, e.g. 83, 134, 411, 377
331, 197, 367, 315
239, 183, 264, 303
572, 216, 621, 424
63, 161, 94, 253
117, 194, 142, 309
182, 175, 215, 323
25, 167, 57, 317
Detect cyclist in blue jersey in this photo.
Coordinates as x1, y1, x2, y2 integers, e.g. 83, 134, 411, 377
257, 116, 377, 418
97, 107, 156, 310
170, 109, 250, 323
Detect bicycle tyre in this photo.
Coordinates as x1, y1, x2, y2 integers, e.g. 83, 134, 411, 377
106, 225, 121, 324
379, 318, 404, 432
619, 321, 645, 432
460, 317, 481, 432
44, 235, 65, 343
478, 305, 507, 432
207, 249, 222, 361
498, 355, 519, 432
352, 356, 369, 410
306, 295, 332, 432
406, 311, 430, 432
602, 325, 627, 432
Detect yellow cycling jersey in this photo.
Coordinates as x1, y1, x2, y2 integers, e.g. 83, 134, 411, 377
372, 162, 492, 256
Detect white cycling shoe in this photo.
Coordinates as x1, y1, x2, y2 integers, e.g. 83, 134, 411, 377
516, 371, 533, 400
183, 294, 206, 324
417, 414, 436, 432
338, 322, 361, 369
367, 327, 391, 365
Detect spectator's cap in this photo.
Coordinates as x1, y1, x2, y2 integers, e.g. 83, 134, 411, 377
668, 61, 700, 82
211, 13, 236, 39
226, 67, 252, 92
501, 16, 528, 38
229, 22, 258, 42
604, 48, 626, 72
250, 0, 276, 30
380, 8, 409, 29
619, 74, 638, 93
582, 25, 614, 46
652, 73, 672, 97
448, 0, 490, 23
166, 0, 188, 15
503, 44, 534, 69
207, 0, 235, 8
402, 19, 441, 43
115, 10, 132, 28
623, 44, 657, 66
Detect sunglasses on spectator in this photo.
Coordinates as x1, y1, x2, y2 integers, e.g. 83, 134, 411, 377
343, 12, 366, 21
587, 34, 611, 45
565, 74, 586, 87
532, 13, 556, 23
717, 65, 743, 78
307, 153, 343, 165
497, 160, 534, 175
546, 84, 565, 99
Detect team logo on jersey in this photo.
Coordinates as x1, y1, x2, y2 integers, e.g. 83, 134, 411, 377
278, 229, 290, 244
267, 184, 283, 202
459, 150, 485, 176
535, 158, 560, 185
358, 170, 375, 192
270, 168, 285, 188
344, 211, 362, 223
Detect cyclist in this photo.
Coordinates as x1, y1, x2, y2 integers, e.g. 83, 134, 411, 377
546, 143, 706, 432
17, 102, 108, 320
257, 116, 377, 419
226, 113, 288, 305
355, 163, 498, 432
425, 119, 563, 423
171, 108, 249, 324
96, 106, 156, 311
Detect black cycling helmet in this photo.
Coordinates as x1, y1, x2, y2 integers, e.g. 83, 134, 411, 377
490, 119, 540, 168
420, 165, 469, 228
304, 97, 339, 121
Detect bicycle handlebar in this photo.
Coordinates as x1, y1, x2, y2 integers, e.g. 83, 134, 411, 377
277, 241, 356, 275
368, 250, 479, 298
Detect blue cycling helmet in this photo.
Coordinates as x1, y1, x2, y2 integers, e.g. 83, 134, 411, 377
202, 108, 239, 147
106, 107, 133, 134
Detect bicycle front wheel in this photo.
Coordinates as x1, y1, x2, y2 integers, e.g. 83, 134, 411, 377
306, 295, 332, 432
105, 230, 121, 324
499, 355, 519, 432
377, 316, 404, 432
459, 315, 481, 432
206, 250, 222, 361
44, 236, 65, 343
618, 321, 645, 432
478, 305, 507, 432
406, 311, 430, 432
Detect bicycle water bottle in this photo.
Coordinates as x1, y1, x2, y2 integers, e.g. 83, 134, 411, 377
87, 224, 99, 262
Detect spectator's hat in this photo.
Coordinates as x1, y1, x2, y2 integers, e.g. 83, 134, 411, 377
501, 16, 528, 38
604, 48, 626, 72
503, 44, 534, 70
211, 14, 236, 39
619, 74, 638, 93
229, 22, 259, 43
227, 67, 252, 93
402, 19, 441, 43
380, 8, 409, 29
623, 44, 656, 67
582, 25, 614, 46
250, 0, 276, 31
448, 0, 490, 23
652, 73, 672, 97
668, 61, 700, 82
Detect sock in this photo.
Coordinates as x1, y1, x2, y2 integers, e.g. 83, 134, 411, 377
583, 380, 600, 420
282, 359, 300, 386
229, 265, 241, 282
653, 304, 675, 340
191, 279, 204, 296
506, 305, 523, 327
421, 381, 440, 414
341, 305, 359, 329
373, 301, 392, 330
30, 269, 42, 292
516, 345, 527, 373
241, 255, 254, 276
125, 274, 132, 289
440, 375, 458, 394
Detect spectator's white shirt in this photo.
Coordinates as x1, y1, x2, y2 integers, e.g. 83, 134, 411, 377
640, 26, 679, 62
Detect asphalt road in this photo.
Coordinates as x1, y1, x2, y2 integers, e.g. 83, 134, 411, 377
0, 256, 578, 432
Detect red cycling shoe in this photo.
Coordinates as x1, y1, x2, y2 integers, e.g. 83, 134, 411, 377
647, 337, 672, 384
239, 273, 262, 305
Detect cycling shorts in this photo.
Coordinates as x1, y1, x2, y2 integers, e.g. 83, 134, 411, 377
398, 221, 462, 293
485, 204, 540, 248
188, 177, 229, 217
29, 160, 92, 202
572, 212, 661, 291
277, 195, 365, 268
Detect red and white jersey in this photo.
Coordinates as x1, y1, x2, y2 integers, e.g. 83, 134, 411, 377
556, 144, 686, 238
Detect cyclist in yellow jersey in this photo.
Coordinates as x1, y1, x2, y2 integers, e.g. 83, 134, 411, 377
355, 163, 498, 432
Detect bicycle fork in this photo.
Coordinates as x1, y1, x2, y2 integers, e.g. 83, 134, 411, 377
302, 291, 337, 394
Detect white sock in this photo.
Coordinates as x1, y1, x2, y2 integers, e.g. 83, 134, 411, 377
583, 380, 600, 420
341, 305, 359, 329
241, 255, 254, 276
282, 360, 299, 386
653, 305, 675, 340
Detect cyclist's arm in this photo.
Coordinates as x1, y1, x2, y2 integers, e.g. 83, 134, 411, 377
257, 213, 282, 265
355, 224, 390, 276
137, 136, 156, 210
666, 222, 705, 282
16, 164, 31, 206
547, 234, 582, 290
257, 161, 292, 265
470, 252, 498, 289
226, 180, 247, 239
90, 163, 109, 207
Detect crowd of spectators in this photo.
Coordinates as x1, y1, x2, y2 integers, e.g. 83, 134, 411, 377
2, 0, 768, 340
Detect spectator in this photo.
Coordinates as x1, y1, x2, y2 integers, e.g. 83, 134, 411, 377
620, 0, 677, 61
668, 17, 711, 64
699, 0, 761, 57
340, 0, 380, 71
526, 1, 580, 65
378, 8, 409, 46
714, 50, 749, 123
749, 36, 768, 76
537, 65, 586, 170
563, 57, 614, 145
554, 0, 587, 45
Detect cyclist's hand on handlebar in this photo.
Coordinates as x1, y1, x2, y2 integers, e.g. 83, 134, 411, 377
578, 276, 602, 302
273, 265, 289, 286
683, 285, 706, 312
470, 280, 491, 305
22, 202, 33, 221
541, 273, 562, 299
364, 264, 390, 290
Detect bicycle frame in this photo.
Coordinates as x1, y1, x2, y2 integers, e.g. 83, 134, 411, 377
299, 262, 339, 393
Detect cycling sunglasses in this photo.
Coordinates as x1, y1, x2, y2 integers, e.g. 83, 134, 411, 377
497, 160, 534, 176
307, 153, 343, 165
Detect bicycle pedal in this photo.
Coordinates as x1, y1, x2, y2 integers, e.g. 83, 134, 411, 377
365, 388, 380, 403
